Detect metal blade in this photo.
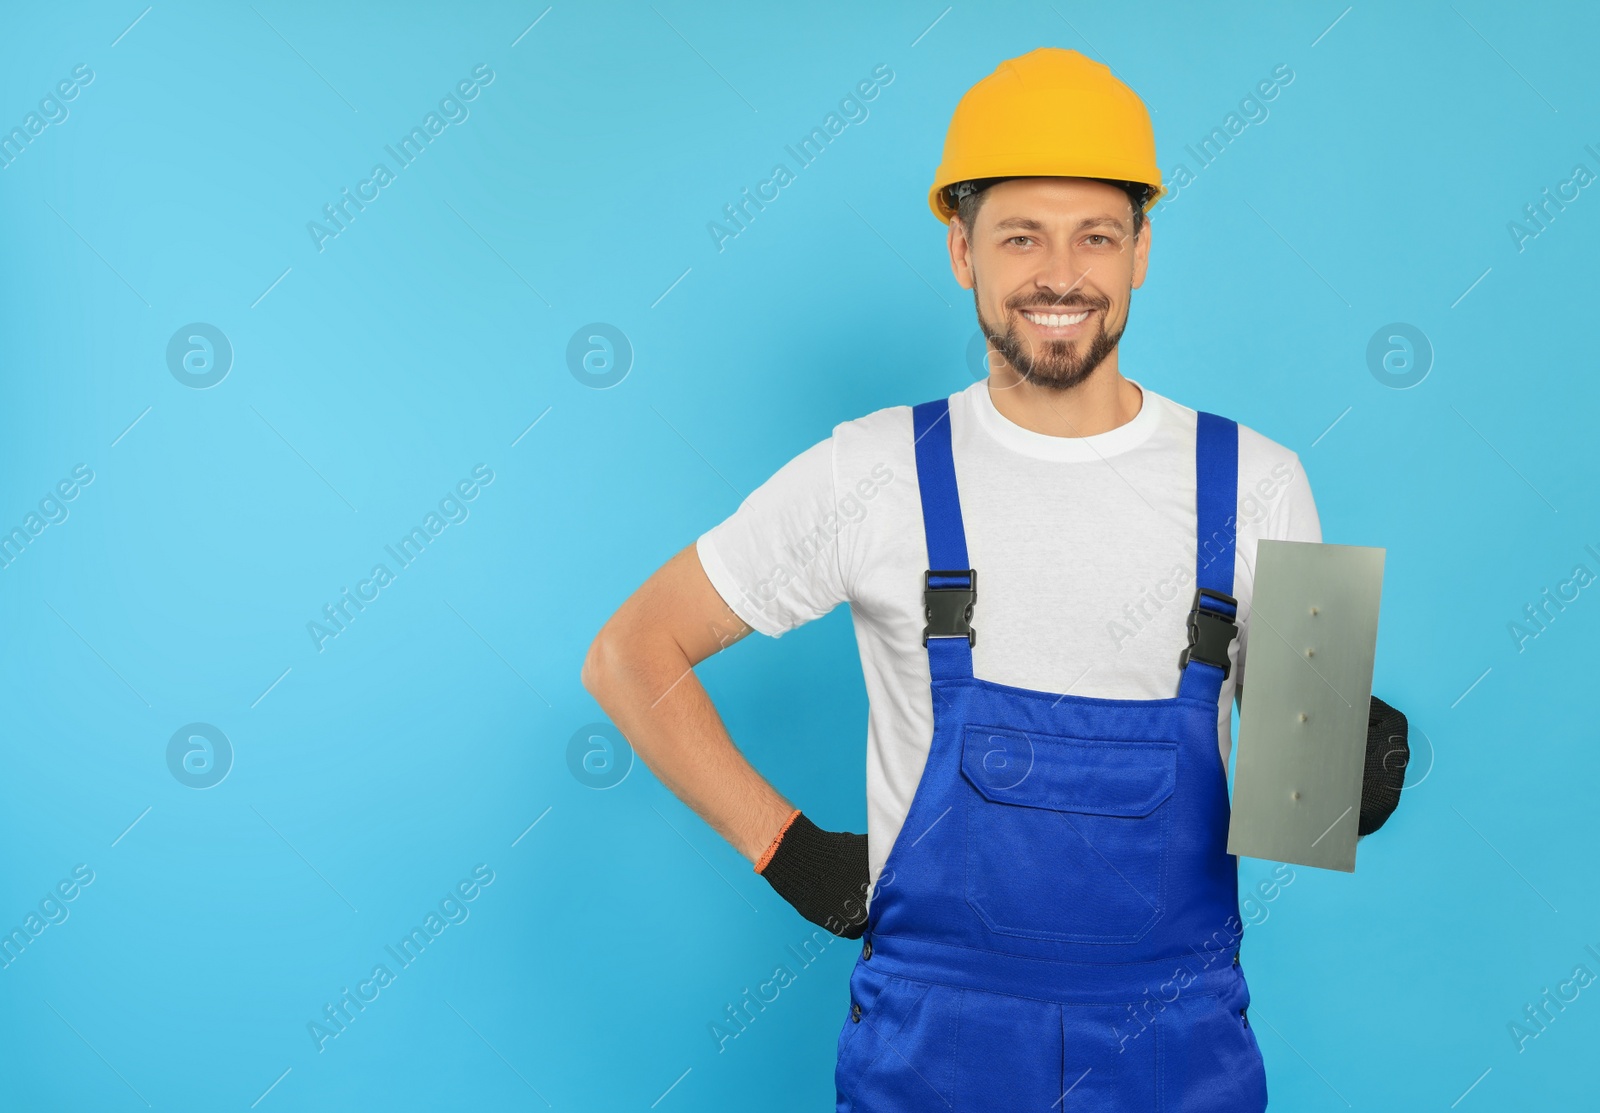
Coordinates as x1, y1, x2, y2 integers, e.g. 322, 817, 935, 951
1227, 540, 1386, 872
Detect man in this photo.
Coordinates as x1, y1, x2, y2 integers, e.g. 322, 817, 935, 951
583, 47, 1406, 1111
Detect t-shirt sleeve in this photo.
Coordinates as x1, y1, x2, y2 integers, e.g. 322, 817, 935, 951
694, 435, 848, 638
1235, 450, 1322, 707
1271, 450, 1323, 547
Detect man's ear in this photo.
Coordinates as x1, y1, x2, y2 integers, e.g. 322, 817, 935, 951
1130, 214, 1153, 291
948, 214, 976, 290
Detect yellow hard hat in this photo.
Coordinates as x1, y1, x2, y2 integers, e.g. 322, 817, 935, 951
928, 47, 1164, 225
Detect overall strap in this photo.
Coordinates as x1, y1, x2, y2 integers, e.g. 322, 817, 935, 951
1177, 411, 1241, 704
912, 398, 975, 681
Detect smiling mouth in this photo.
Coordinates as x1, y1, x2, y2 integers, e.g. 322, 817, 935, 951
1019, 308, 1094, 329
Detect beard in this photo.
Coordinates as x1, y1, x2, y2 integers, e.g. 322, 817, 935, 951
975, 287, 1127, 392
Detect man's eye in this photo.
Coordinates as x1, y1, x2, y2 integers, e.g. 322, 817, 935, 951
1086, 234, 1111, 246
1007, 236, 1033, 247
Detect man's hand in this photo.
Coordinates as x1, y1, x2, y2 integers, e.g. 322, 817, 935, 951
1359, 695, 1408, 835
755, 810, 871, 938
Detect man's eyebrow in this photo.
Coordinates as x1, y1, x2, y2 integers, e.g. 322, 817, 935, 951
991, 215, 1128, 235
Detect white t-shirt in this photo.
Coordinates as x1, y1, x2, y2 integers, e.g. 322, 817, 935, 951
696, 377, 1322, 890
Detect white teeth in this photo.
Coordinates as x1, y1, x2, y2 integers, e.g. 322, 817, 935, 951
1023, 309, 1089, 327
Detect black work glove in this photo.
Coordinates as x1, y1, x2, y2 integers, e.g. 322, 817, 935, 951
756, 811, 871, 939
1359, 695, 1409, 836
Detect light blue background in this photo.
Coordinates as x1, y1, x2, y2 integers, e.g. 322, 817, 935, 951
1, 2, 1596, 1109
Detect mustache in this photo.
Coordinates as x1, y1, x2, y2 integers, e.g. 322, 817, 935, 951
1010, 297, 1103, 312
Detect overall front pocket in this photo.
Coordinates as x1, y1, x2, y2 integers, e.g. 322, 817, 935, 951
960, 724, 1177, 943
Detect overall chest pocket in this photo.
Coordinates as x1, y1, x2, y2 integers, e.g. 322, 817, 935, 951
960, 725, 1177, 944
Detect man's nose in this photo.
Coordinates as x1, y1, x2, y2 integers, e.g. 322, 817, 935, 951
1037, 254, 1091, 303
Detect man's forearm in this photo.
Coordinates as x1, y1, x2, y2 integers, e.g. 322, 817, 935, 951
584, 632, 795, 863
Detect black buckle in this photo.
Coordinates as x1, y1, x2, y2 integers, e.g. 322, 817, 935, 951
1179, 586, 1238, 677
922, 569, 976, 647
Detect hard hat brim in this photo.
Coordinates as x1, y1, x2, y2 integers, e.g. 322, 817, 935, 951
930, 168, 1166, 225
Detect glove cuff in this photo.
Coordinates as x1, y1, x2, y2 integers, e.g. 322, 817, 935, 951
753, 807, 802, 873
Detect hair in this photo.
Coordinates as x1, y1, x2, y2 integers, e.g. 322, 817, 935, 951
952, 176, 1150, 243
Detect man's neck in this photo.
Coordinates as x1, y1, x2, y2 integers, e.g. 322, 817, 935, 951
986, 364, 1143, 439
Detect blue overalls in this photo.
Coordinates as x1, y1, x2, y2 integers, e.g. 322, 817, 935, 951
835, 397, 1268, 1111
